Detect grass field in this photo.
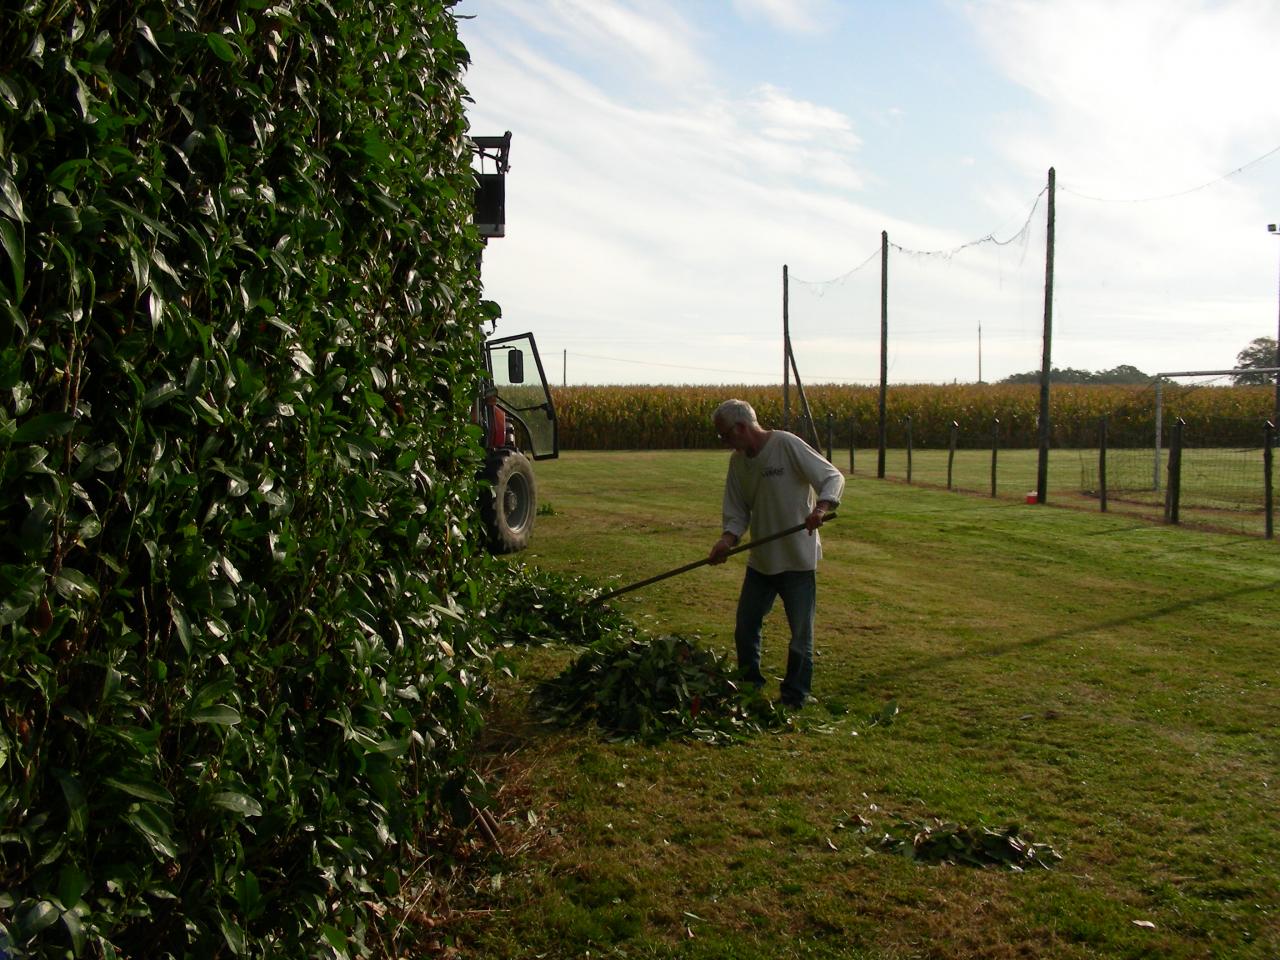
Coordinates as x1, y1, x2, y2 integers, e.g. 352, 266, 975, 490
458, 451, 1279, 959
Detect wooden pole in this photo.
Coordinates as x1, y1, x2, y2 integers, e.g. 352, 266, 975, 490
1099, 415, 1108, 513
991, 418, 1000, 498
787, 347, 822, 450
1036, 167, 1055, 505
905, 415, 913, 484
783, 264, 790, 431
1164, 419, 1183, 524
1265, 421, 1274, 540
947, 421, 958, 490
1272, 224, 1280, 432
878, 231, 888, 479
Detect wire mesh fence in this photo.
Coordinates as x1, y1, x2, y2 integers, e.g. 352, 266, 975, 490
814, 411, 1277, 537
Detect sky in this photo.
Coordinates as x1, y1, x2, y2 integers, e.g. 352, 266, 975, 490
455, 0, 1280, 386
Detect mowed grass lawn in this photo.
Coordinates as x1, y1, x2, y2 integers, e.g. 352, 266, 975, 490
461, 450, 1279, 960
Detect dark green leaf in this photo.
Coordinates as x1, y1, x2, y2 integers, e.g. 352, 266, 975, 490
19, 900, 59, 935
104, 776, 173, 804
190, 704, 241, 726
55, 770, 88, 834
206, 33, 236, 62
56, 863, 89, 907
210, 791, 263, 817
126, 803, 179, 859
142, 381, 179, 408
12, 412, 75, 443
0, 218, 22, 296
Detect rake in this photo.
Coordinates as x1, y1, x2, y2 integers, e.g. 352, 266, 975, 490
588, 513, 837, 606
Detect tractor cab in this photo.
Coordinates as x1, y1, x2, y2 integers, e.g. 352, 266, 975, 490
477, 332, 558, 553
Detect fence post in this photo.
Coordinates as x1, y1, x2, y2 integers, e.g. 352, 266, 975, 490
1099, 415, 1108, 513
1164, 418, 1184, 524
826, 412, 834, 463
905, 415, 913, 484
947, 420, 958, 490
1266, 420, 1275, 540
990, 418, 1000, 498
849, 418, 856, 475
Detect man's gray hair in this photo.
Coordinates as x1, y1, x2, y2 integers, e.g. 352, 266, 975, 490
713, 399, 759, 428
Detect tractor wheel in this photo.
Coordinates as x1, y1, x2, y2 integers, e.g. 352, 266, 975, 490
482, 450, 536, 553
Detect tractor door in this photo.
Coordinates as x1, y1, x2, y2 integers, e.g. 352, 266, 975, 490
484, 333, 558, 460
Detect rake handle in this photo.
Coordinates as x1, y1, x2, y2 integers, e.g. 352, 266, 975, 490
588, 513, 837, 606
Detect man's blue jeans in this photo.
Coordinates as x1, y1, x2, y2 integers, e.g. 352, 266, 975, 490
734, 567, 817, 706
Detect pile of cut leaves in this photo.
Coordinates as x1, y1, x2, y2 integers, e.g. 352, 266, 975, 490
487, 565, 635, 648
874, 817, 1062, 870
535, 633, 787, 744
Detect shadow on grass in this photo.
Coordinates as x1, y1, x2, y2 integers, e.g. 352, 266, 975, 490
866, 579, 1280, 686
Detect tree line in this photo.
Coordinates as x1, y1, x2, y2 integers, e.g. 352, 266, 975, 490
998, 337, 1278, 385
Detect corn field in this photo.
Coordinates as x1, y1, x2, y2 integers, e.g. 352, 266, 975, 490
552, 383, 1276, 451
547, 382, 1278, 537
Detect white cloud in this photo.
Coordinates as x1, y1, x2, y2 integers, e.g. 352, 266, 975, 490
483, 0, 709, 94
965, 0, 1280, 188
732, 0, 839, 34
460, 1, 1280, 383
750, 84, 861, 144
960, 0, 1280, 374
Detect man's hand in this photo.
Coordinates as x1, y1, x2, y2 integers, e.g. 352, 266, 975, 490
805, 501, 835, 533
708, 532, 737, 564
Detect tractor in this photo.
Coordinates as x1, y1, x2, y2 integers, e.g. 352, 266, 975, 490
472, 132, 559, 552
476, 332, 557, 552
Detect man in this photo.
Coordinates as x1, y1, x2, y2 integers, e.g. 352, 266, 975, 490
708, 399, 845, 709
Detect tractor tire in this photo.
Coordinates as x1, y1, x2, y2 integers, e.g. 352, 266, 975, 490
482, 450, 536, 553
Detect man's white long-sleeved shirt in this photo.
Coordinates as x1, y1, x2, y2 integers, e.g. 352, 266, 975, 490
721, 431, 845, 575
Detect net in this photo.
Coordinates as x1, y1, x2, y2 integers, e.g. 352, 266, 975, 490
786, 189, 1050, 389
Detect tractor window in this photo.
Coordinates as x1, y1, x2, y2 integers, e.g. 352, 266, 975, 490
486, 333, 558, 460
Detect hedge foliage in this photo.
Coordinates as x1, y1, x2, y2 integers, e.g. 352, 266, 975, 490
2, 1, 500, 955
551, 382, 1277, 450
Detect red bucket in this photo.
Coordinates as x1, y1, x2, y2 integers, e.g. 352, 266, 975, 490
1025, 492, 1038, 504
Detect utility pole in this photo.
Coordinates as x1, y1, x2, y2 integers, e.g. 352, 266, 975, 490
978, 322, 983, 384
878, 231, 888, 479
783, 264, 790, 431
1036, 168, 1055, 504
1269, 224, 1279, 433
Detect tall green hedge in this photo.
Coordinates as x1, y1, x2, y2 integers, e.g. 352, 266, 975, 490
2, 2, 497, 955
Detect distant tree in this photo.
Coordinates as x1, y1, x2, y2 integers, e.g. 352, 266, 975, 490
998, 365, 1151, 385
1232, 337, 1279, 385
1093, 364, 1152, 384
